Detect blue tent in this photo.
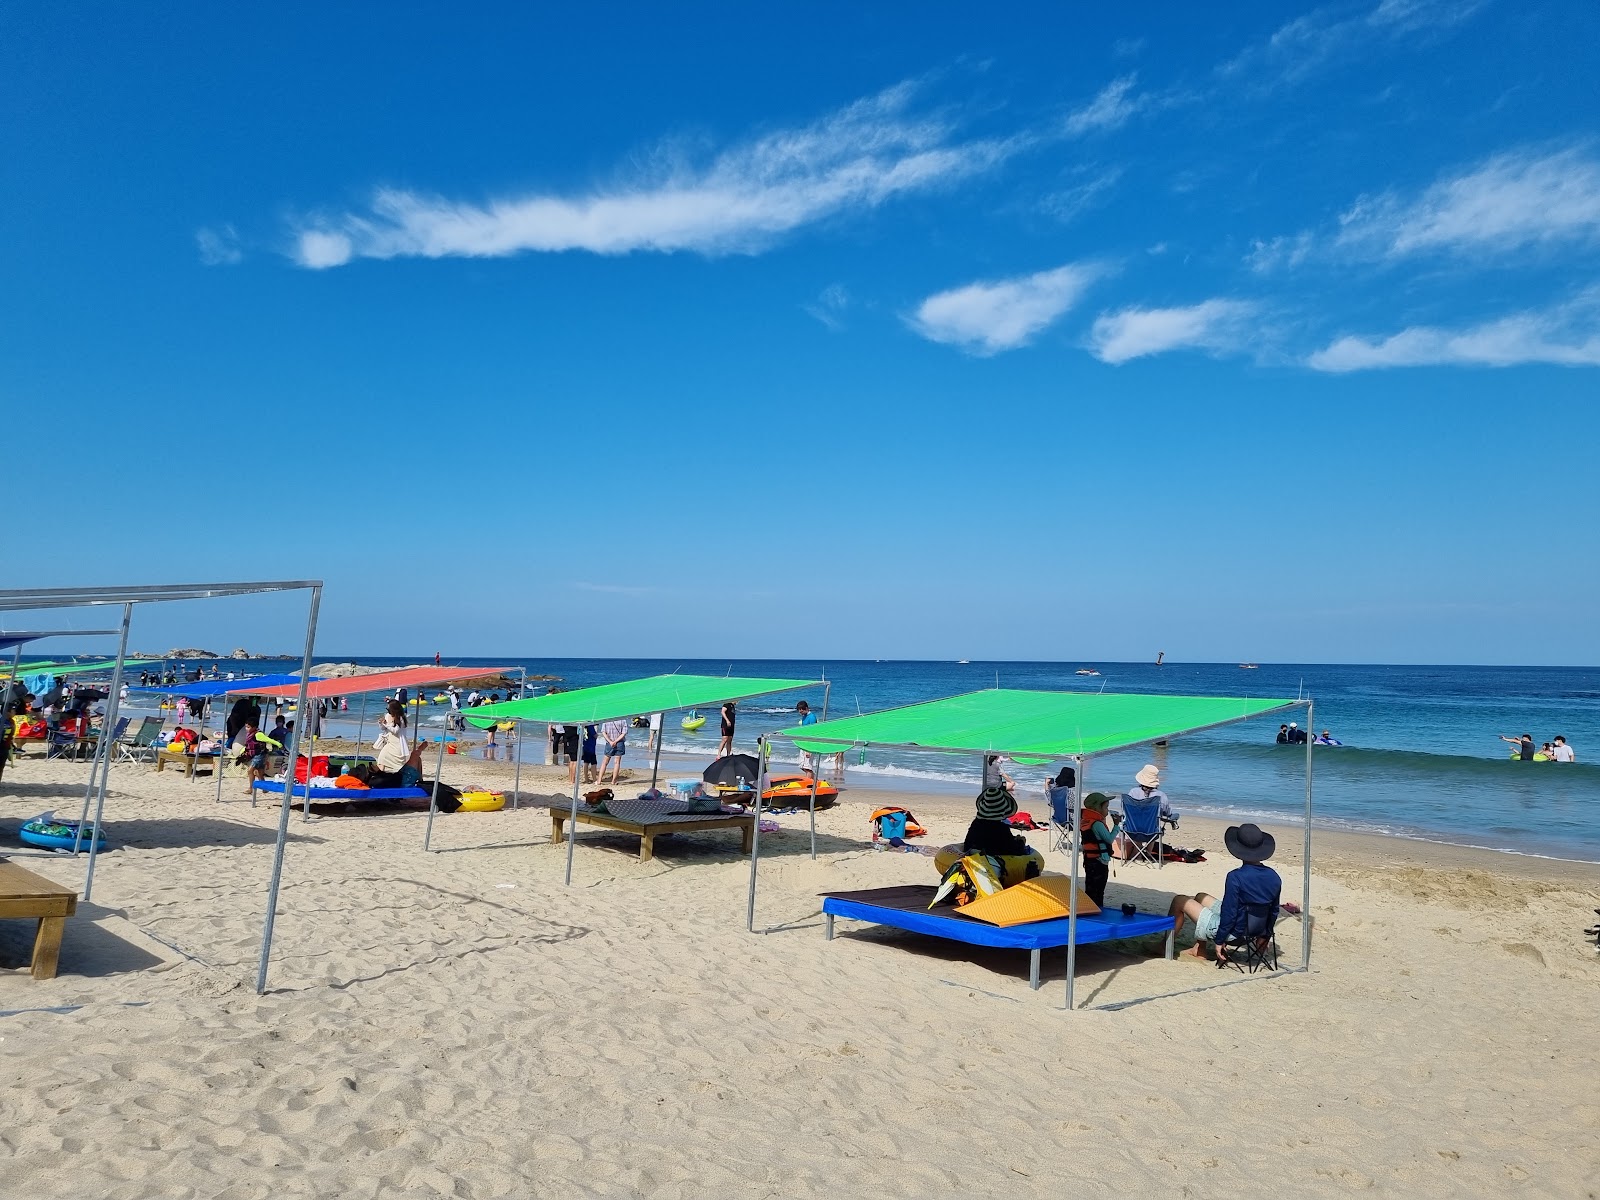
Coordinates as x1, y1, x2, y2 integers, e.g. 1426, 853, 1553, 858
129, 673, 318, 698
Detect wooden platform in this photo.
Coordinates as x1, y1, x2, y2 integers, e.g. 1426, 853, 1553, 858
154, 747, 219, 777
0, 859, 78, 979
550, 802, 755, 863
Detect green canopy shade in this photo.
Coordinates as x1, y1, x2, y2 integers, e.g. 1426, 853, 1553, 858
463, 673, 822, 728
3, 658, 162, 679
774, 688, 1299, 759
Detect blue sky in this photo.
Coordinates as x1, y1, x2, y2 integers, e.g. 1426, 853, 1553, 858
4, 2, 1598, 664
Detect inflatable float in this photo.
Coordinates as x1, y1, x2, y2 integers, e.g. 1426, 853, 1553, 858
19, 814, 106, 852
680, 712, 707, 731
714, 774, 840, 806
457, 791, 506, 812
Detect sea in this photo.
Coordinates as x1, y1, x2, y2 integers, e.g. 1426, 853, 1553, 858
120, 658, 1600, 863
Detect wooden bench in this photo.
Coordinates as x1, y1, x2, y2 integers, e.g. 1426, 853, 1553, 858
0, 860, 78, 980
154, 747, 219, 777
550, 803, 755, 863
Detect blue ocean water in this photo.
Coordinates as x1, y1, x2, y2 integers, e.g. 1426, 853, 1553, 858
144, 658, 1600, 861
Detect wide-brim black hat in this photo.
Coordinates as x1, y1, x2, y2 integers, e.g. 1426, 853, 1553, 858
1224, 822, 1276, 862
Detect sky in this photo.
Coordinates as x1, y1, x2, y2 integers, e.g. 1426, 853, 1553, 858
3, 2, 1598, 664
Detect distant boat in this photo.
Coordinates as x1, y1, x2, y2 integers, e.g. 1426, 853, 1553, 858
1155, 651, 1164, 667
957, 659, 969, 664
1075, 668, 1100, 676
1239, 663, 1259, 669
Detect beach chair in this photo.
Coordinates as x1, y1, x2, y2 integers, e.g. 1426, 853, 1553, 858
1216, 901, 1280, 973
116, 717, 165, 764
1119, 794, 1164, 867
1046, 784, 1074, 854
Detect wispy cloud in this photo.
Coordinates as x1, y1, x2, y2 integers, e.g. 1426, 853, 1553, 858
573, 581, 657, 596
1063, 75, 1144, 137
1307, 291, 1600, 371
1220, 0, 1485, 89
288, 84, 1014, 269
1088, 299, 1257, 364
907, 263, 1105, 355
196, 225, 243, 266
804, 283, 851, 331
1246, 231, 1315, 274
1336, 147, 1600, 261
1040, 167, 1123, 223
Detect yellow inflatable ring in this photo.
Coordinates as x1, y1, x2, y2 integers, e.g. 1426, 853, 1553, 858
458, 790, 506, 812
933, 843, 1044, 887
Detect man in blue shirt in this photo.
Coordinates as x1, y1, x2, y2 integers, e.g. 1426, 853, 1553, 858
1169, 823, 1282, 959
794, 699, 819, 772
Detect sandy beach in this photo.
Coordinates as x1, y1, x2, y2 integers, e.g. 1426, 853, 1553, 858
2, 747, 1598, 1199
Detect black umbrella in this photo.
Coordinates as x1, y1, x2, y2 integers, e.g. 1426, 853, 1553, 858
703, 754, 761, 788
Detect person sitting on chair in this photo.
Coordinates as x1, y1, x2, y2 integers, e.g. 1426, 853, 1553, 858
1168, 822, 1282, 959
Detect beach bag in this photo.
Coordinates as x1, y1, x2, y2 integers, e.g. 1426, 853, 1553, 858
293, 754, 331, 783
870, 806, 927, 841
1006, 811, 1044, 831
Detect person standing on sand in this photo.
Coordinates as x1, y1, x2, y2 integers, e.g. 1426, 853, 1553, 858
599, 718, 628, 784
794, 700, 818, 772
1552, 736, 1576, 763
581, 724, 600, 783
718, 702, 736, 758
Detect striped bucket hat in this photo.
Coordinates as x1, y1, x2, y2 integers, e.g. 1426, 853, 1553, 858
975, 785, 1018, 821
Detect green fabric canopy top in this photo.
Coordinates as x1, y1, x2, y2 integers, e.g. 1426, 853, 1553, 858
463, 673, 822, 728
775, 688, 1300, 759
2, 658, 163, 679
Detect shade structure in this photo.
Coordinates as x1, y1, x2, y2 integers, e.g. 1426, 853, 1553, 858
773, 688, 1298, 758
3, 658, 163, 679
462, 674, 824, 889
238, 665, 511, 700
131, 673, 317, 698
768, 687, 1312, 1012
0, 629, 122, 653
463, 673, 820, 726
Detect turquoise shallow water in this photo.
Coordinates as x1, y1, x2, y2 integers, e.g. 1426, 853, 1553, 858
126, 658, 1600, 861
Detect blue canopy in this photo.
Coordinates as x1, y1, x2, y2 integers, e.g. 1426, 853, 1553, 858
130, 673, 318, 698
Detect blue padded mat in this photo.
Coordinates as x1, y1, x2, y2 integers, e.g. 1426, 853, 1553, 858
251, 781, 429, 801
822, 885, 1176, 950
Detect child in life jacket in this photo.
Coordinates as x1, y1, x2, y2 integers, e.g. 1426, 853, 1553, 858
1079, 793, 1122, 908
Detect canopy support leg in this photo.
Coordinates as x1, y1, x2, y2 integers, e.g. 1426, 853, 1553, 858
1303, 699, 1314, 971
1066, 754, 1086, 1013
423, 727, 449, 851
563, 738, 581, 886
256, 584, 322, 995
80, 604, 132, 900
511, 669, 526, 809
649, 717, 664, 791
745, 737, 769, 932
807, 680, 830, 860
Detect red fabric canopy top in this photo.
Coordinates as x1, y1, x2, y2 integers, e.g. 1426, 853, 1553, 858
231, 665, 515, 699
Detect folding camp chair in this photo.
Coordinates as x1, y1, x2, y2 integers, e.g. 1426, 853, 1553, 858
116, 717, 166, 764
1216, 901, 1281, 973
1046, 784, 1074, 854
1119, 794, 1165, 867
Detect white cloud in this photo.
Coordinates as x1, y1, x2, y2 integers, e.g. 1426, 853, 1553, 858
1307, 293, 1600, 371
1220, 0, 1484, 89
908, 263, 1103, 355
1089, 299, 1257, 364
1246, 231, 1315, 273
1063, 76, 1142, 137
196, 225, 243, 266
1041, 167, 1122, 223
803, 283, 851, 331
1337, 147, 1600, 260
288, 84, 1012, 269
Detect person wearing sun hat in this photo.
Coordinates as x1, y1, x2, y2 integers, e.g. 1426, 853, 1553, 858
963, 783, 1030, 857
1168, 822, 1283, 959
1123, 763, 1180, 824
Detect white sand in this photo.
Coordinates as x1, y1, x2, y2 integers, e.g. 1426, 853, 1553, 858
1, 748, 1598, 1198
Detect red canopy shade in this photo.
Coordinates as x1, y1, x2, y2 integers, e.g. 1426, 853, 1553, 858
233, 665, 515, 699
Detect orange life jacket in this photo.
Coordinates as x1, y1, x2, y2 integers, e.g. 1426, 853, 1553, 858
1080, 806, 1113, 861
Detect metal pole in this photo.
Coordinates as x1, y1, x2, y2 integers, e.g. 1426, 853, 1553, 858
648, 714, 664, 790
805, 680, 830, 860
1303, 699, 1314, 971
255, 585, 322, 995
562, 736, 581, 886
1066, 754, 1086, 1013
79, 603, 131, 897
511, 668, 526, 809
745, 736, 770, 931
423, 728, 449, 851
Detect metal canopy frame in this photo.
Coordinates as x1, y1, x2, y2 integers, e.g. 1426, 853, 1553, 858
0, 582, 323, 996
767, 690, 1314, 1013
